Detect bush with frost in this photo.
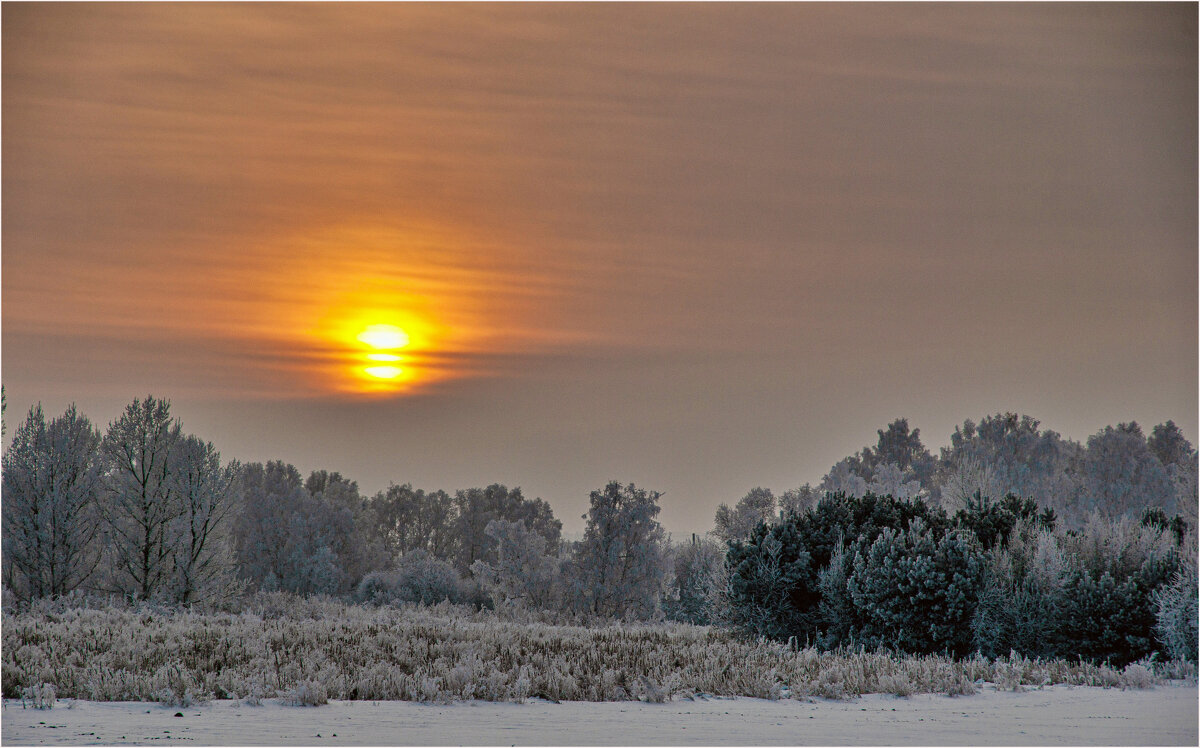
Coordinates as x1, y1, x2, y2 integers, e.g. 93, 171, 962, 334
356, 550, 463, 606
1154, 559, 1198, 663
22, 682, 56, 709
3, 594, 1189, 704
284, 679, 328, 706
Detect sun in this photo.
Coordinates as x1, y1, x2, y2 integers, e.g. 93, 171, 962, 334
356, 324, 410, 350
352, 323, 411, 382
312, 300, 444, 394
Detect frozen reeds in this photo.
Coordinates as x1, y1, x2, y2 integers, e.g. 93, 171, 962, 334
2, 595, 1187, 704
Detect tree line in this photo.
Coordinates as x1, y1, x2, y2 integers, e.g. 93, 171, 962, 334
1, 396, 668, 618
2, 397, 1196, 665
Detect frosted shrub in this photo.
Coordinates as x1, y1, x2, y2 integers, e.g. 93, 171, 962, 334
1121, 663, 1155, 689
634, 675, 671, 703
1154, 562, 1198, 663
876, 673, 914, 698
812, 668, 846, 700
992, 651, 1030, 691
284, 679, 328, 706
356, 551, 463, 606
153, 663, 208, 707
22, 682, 56, 709
943, 672, 977, 696
241, 681, 272, 706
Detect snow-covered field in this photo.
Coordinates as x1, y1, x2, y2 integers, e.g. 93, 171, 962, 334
4, 684, 1196, 746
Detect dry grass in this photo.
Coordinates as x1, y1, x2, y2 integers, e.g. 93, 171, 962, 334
2, 596, 1189, 704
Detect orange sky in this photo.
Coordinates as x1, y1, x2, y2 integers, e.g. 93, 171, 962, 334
3, 3, 1196, 533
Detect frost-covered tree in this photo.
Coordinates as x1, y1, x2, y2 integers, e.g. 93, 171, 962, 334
471, 519, 562, 610
1148, 421, 1199, 529
452, 484, 561, 573
305, 470, 380, 586
1082, 423, 1174, 518
370, 483, 457, 561
730, 492, 952, 645
2, 404, 103, 599
99, 396, 184, 600
1154, 560, 1199, 663
233, 462, 362, 596
972, 525, 1068, 658
1052, 514, 1183, 665
1149, 421, 1196, 468
305, 471, 365, 519
232, 461, 305, 591
663, 535, 726, 625
779, 484, 821, 517
712, 487, 777, 543
570, 481, 668, 619
866, 462, 922, 500
820, 458, 868, 498
938, 453, 1005, 511
937, 413, 1083, 519
823, 419, 937, 495
869, 418, 938, 487
726, 522, 815, 640
169, 435, 239, 605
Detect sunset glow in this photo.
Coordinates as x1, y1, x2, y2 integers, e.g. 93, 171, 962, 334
2, 3, 1194, 536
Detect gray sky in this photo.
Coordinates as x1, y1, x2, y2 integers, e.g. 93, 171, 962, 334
4, 3, 1196, 534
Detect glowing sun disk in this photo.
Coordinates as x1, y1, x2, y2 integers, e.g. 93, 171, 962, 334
357, 324, 410, 349
366, 352, 402, 362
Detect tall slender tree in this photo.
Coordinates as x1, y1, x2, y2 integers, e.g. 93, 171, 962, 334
170, 434, 240, 604
100, 396, 183, 600
2, 404, 103, 599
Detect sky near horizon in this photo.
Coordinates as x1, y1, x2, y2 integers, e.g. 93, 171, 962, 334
3, 3, 1196, 534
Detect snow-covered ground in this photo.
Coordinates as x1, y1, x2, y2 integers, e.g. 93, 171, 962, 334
3, 684, 1196, 746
